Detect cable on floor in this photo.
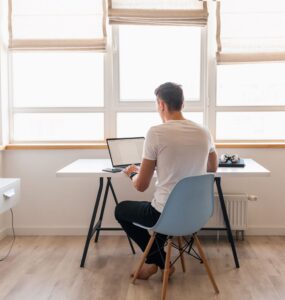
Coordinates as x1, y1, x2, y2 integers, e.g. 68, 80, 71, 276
0, 209, 16, 262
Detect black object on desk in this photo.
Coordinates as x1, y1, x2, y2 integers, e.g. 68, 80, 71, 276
219, 158, 245, 168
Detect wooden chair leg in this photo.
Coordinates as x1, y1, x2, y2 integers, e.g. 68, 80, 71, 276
132, 233, 156, 284
161, 238, 172, 300
193, 234, 219, 294
177, 237, 186, 272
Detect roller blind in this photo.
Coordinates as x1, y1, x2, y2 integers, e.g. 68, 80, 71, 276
8, 0, 107, 51
108, 0, 208, 26
216, 0, 285, 63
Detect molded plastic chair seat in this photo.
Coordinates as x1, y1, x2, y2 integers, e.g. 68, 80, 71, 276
132, 174, 219, 300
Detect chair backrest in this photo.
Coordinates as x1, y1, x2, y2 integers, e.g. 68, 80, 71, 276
152, 174, 214, 236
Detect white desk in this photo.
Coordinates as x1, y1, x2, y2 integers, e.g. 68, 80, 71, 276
57, 158, 270, 268
57, 158, 270, 178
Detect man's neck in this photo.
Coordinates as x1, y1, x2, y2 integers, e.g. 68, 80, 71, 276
163, 112, 185, 122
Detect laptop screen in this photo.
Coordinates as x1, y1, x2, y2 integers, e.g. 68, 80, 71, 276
106, 137, 145, 168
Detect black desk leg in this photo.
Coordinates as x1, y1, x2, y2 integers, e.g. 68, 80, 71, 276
94, 178, 111, 243
215, 177, 240, 268
80, 177, 104, 268
109, 179, 136, 254
95, 178, 136, 254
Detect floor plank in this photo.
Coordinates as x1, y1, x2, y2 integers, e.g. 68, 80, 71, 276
1, 236, 285, 300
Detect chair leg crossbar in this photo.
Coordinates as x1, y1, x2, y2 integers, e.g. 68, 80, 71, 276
170, 236, 202, 266
132, 233, 219, 300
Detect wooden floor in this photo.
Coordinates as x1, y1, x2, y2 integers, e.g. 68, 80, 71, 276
1, 235, 285, 300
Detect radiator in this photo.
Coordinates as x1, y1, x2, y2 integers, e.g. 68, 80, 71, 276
205, 194, 248, 230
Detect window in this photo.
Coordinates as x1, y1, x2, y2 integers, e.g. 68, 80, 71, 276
1, 0, 207, 144
10, 51, 105, 142
215, 0, 285, 142
7, 0, 106, 143
14, 113, 104, 142
8, 24, 205, 143
3, 0, 285, 144
118, 26, 201, 101
12, 52, 104, 108
113, 25, 206, 138
217, 63, 285, 107
216, 63, 285, 141
216, 112, 285, 141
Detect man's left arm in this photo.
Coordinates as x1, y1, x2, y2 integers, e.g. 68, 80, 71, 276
124, 159, 156, 192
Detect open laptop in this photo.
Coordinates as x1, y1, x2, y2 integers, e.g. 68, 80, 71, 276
104, 137, 145, 172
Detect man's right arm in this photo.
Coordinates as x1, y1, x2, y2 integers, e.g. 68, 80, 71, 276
207, 150, 218, 172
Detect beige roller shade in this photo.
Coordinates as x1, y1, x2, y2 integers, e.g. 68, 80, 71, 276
9, 0, 107, 51
216, 0, 285, 63
108, 0, 208, 26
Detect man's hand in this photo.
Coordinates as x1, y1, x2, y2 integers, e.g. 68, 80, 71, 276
124, 159, 156, 192
123, 164, 140, 178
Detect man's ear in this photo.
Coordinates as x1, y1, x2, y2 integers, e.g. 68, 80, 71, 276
158, 99, 165, 112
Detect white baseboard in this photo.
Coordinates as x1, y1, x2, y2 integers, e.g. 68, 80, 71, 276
245, 226, 285, 236
3, 226, 285, 237
8, 226, 124, 236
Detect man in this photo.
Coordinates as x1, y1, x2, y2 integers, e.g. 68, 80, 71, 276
115, 82, 218, 280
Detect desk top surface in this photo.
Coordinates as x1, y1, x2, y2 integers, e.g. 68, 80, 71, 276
0, 178, 20, 188
56, 158, 270, 178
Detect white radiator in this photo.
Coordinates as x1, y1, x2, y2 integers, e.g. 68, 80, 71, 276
205, 194, 248, 230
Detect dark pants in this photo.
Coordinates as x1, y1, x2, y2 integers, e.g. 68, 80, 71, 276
115, 200, 167, 269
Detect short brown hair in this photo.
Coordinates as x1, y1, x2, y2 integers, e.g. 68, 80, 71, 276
154, 82, 184, 111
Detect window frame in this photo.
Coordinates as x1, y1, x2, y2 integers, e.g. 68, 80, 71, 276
110, 25, 208, 138
214, 62, 285, 143
8, 49, 107, 143
5, 21, 285, 145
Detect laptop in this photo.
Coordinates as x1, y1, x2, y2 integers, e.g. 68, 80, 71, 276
104, 137, 145, 172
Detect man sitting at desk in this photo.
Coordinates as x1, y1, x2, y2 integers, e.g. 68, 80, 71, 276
115, 82, 218, 280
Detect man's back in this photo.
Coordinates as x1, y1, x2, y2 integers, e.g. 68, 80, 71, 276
143, 119, 214, 212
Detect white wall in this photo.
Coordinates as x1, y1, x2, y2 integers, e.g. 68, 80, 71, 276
2, 148, 284, 236
0, 151, 6, 239
3, 149, 155, 235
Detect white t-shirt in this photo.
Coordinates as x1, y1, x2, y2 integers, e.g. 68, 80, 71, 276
143, 119, 215, 213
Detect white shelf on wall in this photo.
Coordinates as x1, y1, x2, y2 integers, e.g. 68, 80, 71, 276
0, 178, 21, 214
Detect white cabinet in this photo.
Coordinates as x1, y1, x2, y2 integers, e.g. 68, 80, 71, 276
0, 178, 20, 214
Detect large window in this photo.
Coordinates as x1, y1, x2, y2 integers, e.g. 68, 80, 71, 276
6, 0, 106, 143
2, 0, 285, 144
215, 0, 285, 142
7, 26, 204, 142
9, 25, 205, 142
